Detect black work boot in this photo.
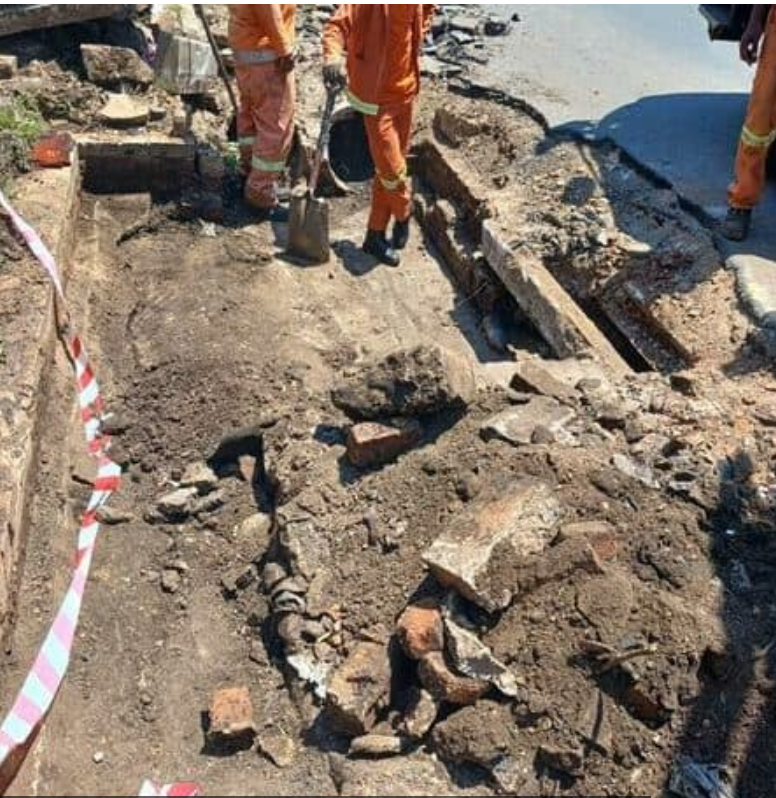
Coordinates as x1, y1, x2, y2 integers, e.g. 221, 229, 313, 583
363, 229, 401, 267
720, 207, 752, 242
392, 218, 411, 250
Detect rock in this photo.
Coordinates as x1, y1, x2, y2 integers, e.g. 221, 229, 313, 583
236, 512, 273, 543
576, 573, 634, 640
396, 603, 444, 661
755, 401, 776, 427
157, 486, 198, 520
481, 397, 575, 447
258, 730, 297, 768
277, 614, 304, 651
432, 701, 517, 767
538, 744, 584, 778
401, 688, 439, 739
729, 253, 776, 328
96, 505, 133, 525
190, 489, 225, 516
612, 453, 659, 488
484, 15, 512, 36
180, 461, 218, 494
81, 44, 154, 86
434, 107, 486, 148
596, 403, 629, 431
450, 14, 485, 35
418, 652, 489, 706
336, 753, 454, 797
208, 686, 256, 741
349, 734, 411, 758
347, 419, 423, 468
327, 640, 392, 736
99, 93, 150, 129
511, 361, 577, 403
444, 618, 518, 697
332, 345, 475, 421
101, 413, 131, 435
160, 569, 181, 594
261, 562, 287, 592
670, 371, 699, 397
221, 564, 258, 596
277, 513, 330, 581
558, 520, 619, 562
0, 55, 18, 80
423, 479, 562, 612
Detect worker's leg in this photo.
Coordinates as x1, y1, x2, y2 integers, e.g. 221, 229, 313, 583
364, 103, 413, 232
244, 63, 296, 210
234, 66, 257, 178
729, 18, 776, 209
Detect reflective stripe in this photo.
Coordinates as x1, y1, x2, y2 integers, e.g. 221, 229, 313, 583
234, 48, 278, 65
741, 125, 776, 149
252, 155, 286, 173
238, 136, 255, 147
346, 88, 379, 116
378, 167, 408, 191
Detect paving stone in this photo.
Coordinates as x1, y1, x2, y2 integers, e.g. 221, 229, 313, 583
423, 479, 562, 612
729, 253, 776, 328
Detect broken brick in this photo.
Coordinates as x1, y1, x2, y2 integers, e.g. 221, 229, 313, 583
327, 640, 392, 736
209, 687, 256, 741
396, 603, 444, 660
347, 420, 423, 468
418, 652, 489, 706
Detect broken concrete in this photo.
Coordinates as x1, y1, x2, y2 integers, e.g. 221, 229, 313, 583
347, 419, 423, 468
326, 639, 392, 736
332, 345, 475, 420
99, 93, 150, 129
511, 360, 578, 403
481, 396, 576, 446
729, 253, 776, 329
423, 479, 562, 611
81, 44, 154, 87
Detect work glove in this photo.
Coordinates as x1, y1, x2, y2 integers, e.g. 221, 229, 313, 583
323, 59, 347, 91
277, 53, 295, 74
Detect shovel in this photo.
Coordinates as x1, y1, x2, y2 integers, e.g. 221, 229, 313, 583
287, 86, 341, 264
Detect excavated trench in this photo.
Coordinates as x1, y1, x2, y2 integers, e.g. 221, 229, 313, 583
3, 88, 766, 798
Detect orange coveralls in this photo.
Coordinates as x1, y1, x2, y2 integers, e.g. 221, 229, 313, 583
729, 7, 776, 209
229, 4, 296, 209
323, 4, 436, 232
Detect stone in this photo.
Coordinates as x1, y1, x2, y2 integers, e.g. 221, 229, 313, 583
396, 603, 444, 661
262, 562, 287, 592
332, 345, 475, 421
96, 506, 133, 526
221, 564, 258, 596
729, 253, 776, 328
180, 461, 218, 494
538, 744, 584, 778
236, 512, 273, 543
558, 520, 619, 562
209, 687, 256, 741
258, 730, 297, 768
612, 453, 659, 488
99, 94, 150, 129
434, 107, 486, 148
423, 479, 562, 612
401, 688, 439, 739
336, 753, 454, 797
432, 701, 517, 767
418, 652, 489, 706
450, 14, 485, 35
484, 15, 512, 36
444, 618, 518, 697
327, 640, 392, 736
157, 486, 197, 520
481, 397, 575, 447
161, 569, 181, 594
81, 44, 154, 86
350, 734, 411, 758
0, 55, 18, 80
511, 361, 577, 403
277, 514, 330, 581
347, 419, 423, 467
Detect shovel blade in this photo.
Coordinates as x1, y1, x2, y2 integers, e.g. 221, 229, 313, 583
287, 192, 330, 265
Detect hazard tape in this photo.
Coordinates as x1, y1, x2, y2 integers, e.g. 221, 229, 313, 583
0, 189, 200, 797
139, 781, 201, 797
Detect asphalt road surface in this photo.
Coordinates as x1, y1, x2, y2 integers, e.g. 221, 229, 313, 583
481, 4, 776, 259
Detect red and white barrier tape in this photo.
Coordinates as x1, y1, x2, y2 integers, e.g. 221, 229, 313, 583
0, 190, 200, 797
139, 781, 201, 797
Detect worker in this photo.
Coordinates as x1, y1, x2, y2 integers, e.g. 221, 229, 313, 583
723, 4, 774, 241
228, 5, 296, 221
322, 4, 436, 267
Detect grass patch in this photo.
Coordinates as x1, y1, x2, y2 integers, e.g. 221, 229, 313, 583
0, 96, 45, 147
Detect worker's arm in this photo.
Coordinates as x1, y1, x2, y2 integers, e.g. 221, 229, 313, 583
322, 4, 351, 88
252, 4, 293, 58
421, 5, 437, 38
741, 5, 771, 65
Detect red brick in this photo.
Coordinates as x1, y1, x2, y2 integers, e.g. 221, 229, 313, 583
396, 603, 444, 660
209, 686, 256, 739
347, 420, 423, 468
418, 652, 489, 706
